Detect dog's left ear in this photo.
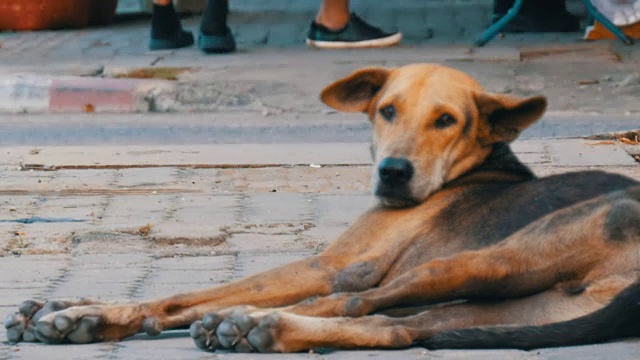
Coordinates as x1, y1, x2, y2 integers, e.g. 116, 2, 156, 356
320, 67, 390, 113
475, 92, 547, 143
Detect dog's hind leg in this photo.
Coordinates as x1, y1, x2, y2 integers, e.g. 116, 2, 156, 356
204, 278, 640, 352
206, 278, 636, 352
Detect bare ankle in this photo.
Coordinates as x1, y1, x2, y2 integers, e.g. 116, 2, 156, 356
315, 13, 350, 31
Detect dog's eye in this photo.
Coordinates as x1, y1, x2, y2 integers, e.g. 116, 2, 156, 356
379, 105, 396, 122
435, 113, 456, 129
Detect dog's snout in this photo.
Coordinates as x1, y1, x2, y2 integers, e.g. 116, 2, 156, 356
378, 157, 414, 186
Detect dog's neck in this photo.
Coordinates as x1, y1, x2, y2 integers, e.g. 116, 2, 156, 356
477, 143, 535, 179
446, 143, 535, 189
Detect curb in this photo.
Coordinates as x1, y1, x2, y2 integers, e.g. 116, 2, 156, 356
0, 75, 174, 114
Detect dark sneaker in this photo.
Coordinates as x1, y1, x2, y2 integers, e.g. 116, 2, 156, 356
149, 3, 194, 51
306, 13, 402, 49
149, 29, 194, 50
199, 27, 236, 54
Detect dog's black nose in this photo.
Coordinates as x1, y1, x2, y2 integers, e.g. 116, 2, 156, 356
378, 157, 414, 186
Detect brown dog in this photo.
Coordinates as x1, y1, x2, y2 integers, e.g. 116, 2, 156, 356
5, 64, 640, 352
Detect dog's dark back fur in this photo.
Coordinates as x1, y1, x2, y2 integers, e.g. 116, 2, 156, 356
438, 143, 639, 248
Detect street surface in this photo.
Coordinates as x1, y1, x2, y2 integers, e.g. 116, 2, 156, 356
1, 3, 640, 359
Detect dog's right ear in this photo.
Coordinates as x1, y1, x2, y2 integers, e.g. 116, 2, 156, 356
320, 67, 390, 113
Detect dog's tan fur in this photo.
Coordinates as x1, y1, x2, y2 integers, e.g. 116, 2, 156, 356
5, 64, 640, 352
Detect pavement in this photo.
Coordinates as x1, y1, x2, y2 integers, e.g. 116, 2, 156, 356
1, 2, 640, 359
0, 139, 639, 359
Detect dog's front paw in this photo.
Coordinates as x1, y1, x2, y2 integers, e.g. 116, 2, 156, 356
5, 300, 46, 342
5, 299, 138, 345
4, 300, 91, 343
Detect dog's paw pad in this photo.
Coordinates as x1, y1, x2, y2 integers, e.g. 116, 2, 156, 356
190, 314, 223, 351
216, 313, 258, 352
35, 312, 102, 344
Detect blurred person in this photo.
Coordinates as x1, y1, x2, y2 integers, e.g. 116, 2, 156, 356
306, 0, 402, 49
150, 0, 234, 52
149, 0, 402, 53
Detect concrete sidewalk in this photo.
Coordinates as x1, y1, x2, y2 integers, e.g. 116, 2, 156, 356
1, 7, 640, 115
0, 139, 639, 359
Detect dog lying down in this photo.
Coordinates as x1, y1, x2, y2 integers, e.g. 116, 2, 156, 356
5, 64, 640, 352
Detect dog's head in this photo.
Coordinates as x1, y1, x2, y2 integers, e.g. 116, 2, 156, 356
321, 64, 547, 208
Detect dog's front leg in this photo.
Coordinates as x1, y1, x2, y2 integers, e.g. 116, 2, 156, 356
5, 207, 418, 345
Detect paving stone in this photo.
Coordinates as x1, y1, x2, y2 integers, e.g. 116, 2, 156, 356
548, 140, 638, 166
13, 222, 81, 255
65, 253, 148, 268
47, 254, 151, 300
512, 140, 548, 153
113, 335, 202, 360
226, 233, 310, 253
0, 223, 19, 256
153, 255, 235, 271
537, 340, 640, 360
135, 256, 235, 299
151, 195, 240, 243
232, 251, 312, 279
426, 348, 532, 359
4, 342, 112, 360
0, 196, 40, 218
148, 260, 233, 285
21, 169, 115, 193
0, 289, 50, 307
312, 194, 373, 226
168, 194, 239, 227
530, 165, 640, 179
112, 168, 178, 188
100, 194, 173, 228
323, 348, 434, 359
243, 193, 313, 223
33, 195, 105, 221
150, 195, 238, 244
71, 231, 149, 255
0, 256, 68, 304
301, 225, 349, 248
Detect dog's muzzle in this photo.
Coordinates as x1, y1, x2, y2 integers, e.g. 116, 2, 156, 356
375, 157, 418, 207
